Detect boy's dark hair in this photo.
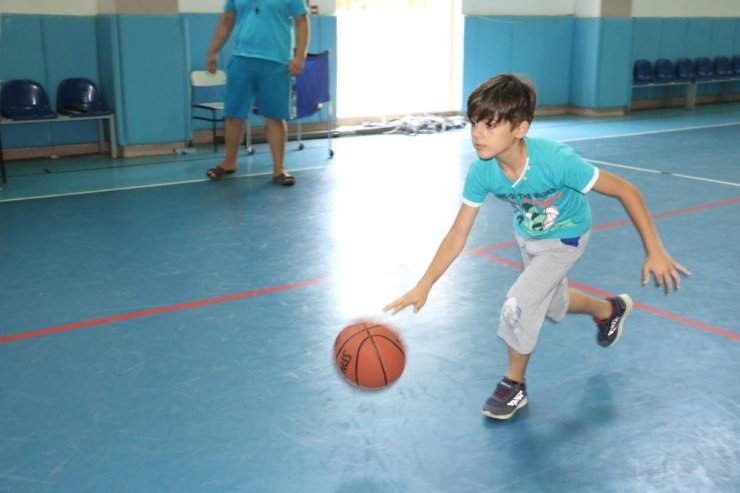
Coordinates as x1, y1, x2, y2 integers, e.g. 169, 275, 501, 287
466, 74, 536, 129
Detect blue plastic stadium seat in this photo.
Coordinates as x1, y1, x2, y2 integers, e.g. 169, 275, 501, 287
57, 78, 112, 117
675, 58, 695, 82
0, 79, 57, 120
712, 56, 732, 80
653, 59, 675, 83
633, 59, 653, 85
694, 57, 714, 81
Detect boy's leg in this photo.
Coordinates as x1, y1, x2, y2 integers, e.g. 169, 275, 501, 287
482, 347, 530, 420
567, 289, 612, 319
505, 345, 531, 383
483, 235, 588, 420
567, 288, 633, 347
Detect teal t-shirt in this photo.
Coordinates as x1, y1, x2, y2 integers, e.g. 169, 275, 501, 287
224, 0, 308, 65
462, 136, 599, 239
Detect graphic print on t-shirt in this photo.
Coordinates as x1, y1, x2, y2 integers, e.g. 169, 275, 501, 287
497, 190, 577, 236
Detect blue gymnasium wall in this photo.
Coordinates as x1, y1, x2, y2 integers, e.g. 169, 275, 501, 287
463, 16, 574, 108
463, 15, 740, 111
0, 13, 337, 151
571, 18, 632, 108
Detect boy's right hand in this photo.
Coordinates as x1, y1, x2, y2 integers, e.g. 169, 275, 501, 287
383, 284, 430, 315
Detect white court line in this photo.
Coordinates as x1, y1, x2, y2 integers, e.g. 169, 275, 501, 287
587, 158, 740, 187
3, 121, 739, 202
0, 166, 327, 203
559, 121, 740, 143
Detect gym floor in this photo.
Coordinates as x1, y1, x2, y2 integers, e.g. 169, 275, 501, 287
1, 103, 738, 493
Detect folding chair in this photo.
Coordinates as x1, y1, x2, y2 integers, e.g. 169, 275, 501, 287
294, 50, 333, 157
245, 51, 334, 157
190, 70, 226, 152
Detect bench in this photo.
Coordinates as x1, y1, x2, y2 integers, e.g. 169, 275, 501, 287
629, 57, 740, 113
0, 112, 117, 184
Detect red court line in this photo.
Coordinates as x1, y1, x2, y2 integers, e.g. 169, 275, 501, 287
0, 278, 331, 345
3, 199, 737, 345
475, 197, 740, 249
472, 251, 738, 341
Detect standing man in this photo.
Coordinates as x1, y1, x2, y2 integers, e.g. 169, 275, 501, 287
206, 0, 310, 186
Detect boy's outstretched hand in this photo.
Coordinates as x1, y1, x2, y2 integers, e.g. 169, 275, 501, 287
384, 284, 431, 314
643, 248, 691, 293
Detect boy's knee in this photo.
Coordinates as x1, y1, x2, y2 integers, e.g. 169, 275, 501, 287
501, 297, 521, 330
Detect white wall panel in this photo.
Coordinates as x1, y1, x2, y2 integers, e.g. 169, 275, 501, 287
632, 0, 740, 17
177, 0, 335, 15
462, 0, 575, 16
0, 0, 98, 15
178, 0, 222, 13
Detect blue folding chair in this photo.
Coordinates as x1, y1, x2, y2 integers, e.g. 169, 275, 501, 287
57, 78, 112, 117
294, 50, 333, 156
653, 59, 675, 83
633, 59, 653, 85
245, 51, 334, 157
694, 57, 714, 81
0, 79, 57, 120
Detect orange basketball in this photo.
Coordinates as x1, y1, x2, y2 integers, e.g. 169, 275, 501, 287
334, 320, 406, 389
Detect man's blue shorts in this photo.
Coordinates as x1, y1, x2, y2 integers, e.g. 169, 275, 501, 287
224, 55, 296, 120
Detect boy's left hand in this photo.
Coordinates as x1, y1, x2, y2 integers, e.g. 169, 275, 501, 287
643, 249, 691, 293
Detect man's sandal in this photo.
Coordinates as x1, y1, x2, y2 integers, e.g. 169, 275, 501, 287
206, 166, 236, 180
272, 172, 295, 186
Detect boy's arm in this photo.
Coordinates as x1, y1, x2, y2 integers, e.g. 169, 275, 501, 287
591, 169, 690, 292
207, 12, 236, 73
384, 204, 479, 314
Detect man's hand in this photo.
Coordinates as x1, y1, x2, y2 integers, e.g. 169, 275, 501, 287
288, 56, 305, 77
207, 52, 218, 74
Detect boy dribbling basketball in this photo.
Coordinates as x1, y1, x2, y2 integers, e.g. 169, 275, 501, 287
384, 74, 690, 420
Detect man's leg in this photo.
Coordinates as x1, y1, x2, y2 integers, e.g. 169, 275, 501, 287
207, 117, 244, 179
265, 116, 287, 177
221, 118, 245, 170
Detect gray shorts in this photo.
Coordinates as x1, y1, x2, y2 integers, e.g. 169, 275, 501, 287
498, 231, 591, 354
